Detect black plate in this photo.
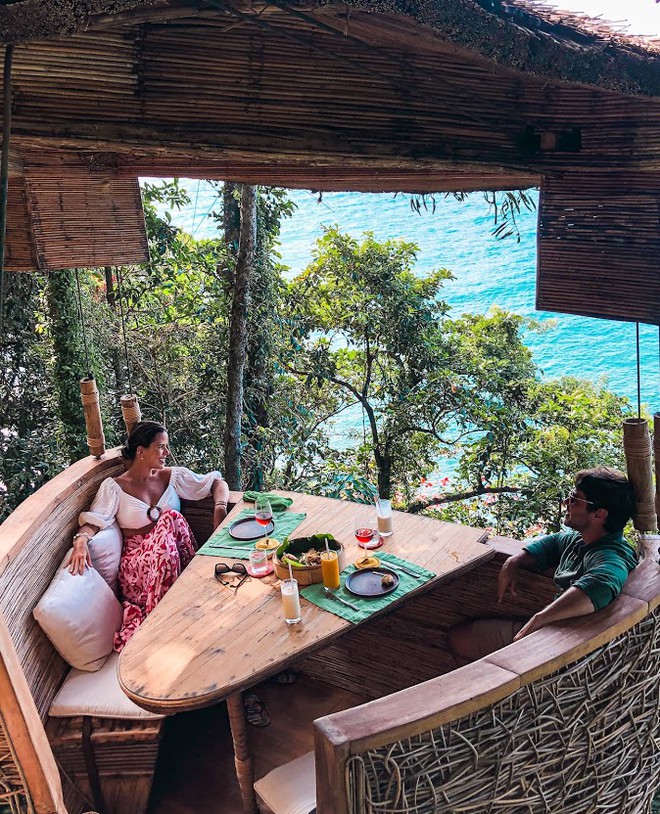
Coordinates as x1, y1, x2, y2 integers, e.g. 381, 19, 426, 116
345, 567, 399, 597
228, 516, 275, 540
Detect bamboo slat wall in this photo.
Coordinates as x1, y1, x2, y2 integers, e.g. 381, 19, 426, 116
537, 172, 660, 325
25, 168, 148, 272
5, 179, 37, 271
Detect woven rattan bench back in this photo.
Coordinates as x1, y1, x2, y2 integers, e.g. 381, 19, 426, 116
0, 458, 124, 722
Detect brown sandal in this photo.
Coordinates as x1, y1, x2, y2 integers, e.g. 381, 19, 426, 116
244, 693, 270, 727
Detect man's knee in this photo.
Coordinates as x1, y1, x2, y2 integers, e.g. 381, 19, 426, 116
448, 618, 524, 666
447, 621, 477, 666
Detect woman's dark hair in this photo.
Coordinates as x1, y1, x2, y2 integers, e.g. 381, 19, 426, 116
575, 467, 636, 533
121, 421, 167, 461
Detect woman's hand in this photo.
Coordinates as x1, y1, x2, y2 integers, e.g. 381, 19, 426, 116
68, 535, 93, 575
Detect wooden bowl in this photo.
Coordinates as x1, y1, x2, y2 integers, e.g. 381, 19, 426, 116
273, 536, 346, 586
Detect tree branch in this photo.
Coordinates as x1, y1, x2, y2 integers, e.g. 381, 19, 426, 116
408, 485, 526, 514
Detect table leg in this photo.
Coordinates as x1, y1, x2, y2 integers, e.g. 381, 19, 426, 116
227, 692, 258, 814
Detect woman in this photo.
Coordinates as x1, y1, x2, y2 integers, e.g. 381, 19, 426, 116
70, 421, 229, 651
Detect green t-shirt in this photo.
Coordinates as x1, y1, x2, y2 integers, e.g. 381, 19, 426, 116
523, 529, 637, 611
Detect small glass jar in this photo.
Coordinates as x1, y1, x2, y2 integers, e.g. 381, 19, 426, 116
248, 548, 269, 577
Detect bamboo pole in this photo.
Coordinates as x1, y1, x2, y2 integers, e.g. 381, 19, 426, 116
655, 412, 660, 531
80, 376, 106, 458
0, 44, 14, 336
120, 393, 141, 439
623, 418, 656, 533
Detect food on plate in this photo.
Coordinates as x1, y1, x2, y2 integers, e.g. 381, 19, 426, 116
355, 554, 380, 569
256, 537, 280, 553
381, 573, 396, 587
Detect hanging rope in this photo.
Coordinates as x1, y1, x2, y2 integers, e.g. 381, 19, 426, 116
114, 265, 143, 437
636, 322, 642, 419
74, 268, 92, 379
73, 268, 106, 457
656, 327, 660, 532
115, 265, 133, 396
0, 44, 14, 337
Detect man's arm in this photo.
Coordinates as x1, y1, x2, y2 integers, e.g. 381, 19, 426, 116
498, 550, 538, 602
513, 586, 595, 640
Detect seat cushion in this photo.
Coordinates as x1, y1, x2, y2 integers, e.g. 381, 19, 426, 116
254, 751, 316, 814
88, 522, 123, 594
33, 549, 122, 671
50, 652, 164, 720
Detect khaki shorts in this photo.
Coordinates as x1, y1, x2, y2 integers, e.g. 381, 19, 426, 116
470, 618, 526, 659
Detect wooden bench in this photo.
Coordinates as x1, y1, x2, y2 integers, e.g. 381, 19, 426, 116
259, 538, 660, 814
0, 449, 226, 814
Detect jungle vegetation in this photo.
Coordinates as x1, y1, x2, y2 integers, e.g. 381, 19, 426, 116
0, 181, 633, 538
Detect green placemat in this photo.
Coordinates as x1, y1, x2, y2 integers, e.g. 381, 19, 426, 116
242, 490, 293, 512
301, 552, 435, 624
196, 509, 307, 559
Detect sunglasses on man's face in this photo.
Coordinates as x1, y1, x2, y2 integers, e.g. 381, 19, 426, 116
214, 562, 249, 592
564, 490, 596, 508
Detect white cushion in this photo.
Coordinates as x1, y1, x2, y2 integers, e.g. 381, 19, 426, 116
50, 652, 164, 720
88, 522, 122, 594
33, 550, 122, 672
254, 751, 316, 814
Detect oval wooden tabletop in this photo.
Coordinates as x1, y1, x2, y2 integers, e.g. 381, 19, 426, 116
118, 492, 494, 713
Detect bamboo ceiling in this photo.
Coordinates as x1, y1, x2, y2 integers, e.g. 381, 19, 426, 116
0, 0, 658, 322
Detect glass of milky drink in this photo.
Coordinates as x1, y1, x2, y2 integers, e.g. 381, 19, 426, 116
376, 499, 394, 537
281, 578, 302, 625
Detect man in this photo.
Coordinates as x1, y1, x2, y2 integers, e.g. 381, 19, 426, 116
448, 466, 637, 664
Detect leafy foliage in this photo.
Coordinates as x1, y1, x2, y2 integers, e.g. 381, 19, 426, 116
0, 184, 633, 541
407, 189, 537, 243
0, 272, 65, 520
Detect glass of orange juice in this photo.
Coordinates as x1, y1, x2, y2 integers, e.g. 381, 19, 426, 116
320, 549, 340, 590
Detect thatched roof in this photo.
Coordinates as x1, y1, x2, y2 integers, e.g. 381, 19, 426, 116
1, 0, 659, 325
1, 0, 659, 95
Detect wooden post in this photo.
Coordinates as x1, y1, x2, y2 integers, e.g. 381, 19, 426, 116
623, 418, 656, 533
654, 412, 660, 531
80, 376, 106, 458
120, 393, 141, 439
226, 693, 258, 814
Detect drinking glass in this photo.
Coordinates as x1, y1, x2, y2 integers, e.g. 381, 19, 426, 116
376, 498, 393, 537
249, 547, 269, 577
255, 496, 273, 528
354, 510, 378, 550
320, 549, 340, 590
281, 578, 301, 625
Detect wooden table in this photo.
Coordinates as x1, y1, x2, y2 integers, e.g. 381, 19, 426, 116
118, 493, 494, 813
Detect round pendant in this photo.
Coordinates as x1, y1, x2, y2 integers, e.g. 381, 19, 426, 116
147, 505, 162, 522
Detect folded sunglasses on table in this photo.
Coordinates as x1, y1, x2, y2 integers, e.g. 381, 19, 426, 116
214, 562, 249, 592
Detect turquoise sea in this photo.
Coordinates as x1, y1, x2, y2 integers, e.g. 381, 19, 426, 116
152, 180, 659, 448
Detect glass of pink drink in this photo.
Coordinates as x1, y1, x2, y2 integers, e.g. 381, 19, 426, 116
354, 510, 379, 550
255, 496, 273, 528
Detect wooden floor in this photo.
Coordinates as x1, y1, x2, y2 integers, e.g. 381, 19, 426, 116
148, 675, 365, 814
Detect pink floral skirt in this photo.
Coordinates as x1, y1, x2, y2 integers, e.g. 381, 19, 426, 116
113, 508, 196, 652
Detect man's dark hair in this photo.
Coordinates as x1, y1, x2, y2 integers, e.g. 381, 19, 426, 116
575, 467, 635, 533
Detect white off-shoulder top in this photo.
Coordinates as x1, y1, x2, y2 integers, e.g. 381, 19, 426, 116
79, 466, 222, 530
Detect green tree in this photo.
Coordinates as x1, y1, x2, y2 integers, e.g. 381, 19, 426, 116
286, 227, 632, 523
0, 271, 65, 520
46, 268, 94, 461
286, 227, 460, 498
